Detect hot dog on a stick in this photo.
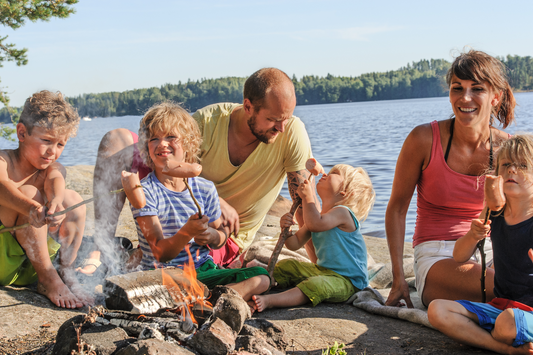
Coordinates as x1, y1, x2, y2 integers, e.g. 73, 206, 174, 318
484, 175, 506, 212
305, 158, 325, 176
162, 161, 202, 178
121, 171, 146, 209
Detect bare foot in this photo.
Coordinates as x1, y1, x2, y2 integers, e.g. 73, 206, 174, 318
37, 278, 83, 309
511, 342, 533, 354
60, 268, 95, 305
252, 294, 272, 312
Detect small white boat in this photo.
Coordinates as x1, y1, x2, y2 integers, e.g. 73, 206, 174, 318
82, 116, 92, 121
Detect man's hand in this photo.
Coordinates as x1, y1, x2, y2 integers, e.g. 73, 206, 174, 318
529, 249, 533, 264
46, 198, 66, 227
385, 279, 414, 308
219, 198, 239, 237
181, 213, 209, 238
28, 204, 47, 228
194, 229, 216, 246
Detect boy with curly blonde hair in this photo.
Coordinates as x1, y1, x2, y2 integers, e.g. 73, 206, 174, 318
131, 102, 269, 305
0, 90, 90, 309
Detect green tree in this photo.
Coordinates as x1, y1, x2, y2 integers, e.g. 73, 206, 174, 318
0, 0, 78, 140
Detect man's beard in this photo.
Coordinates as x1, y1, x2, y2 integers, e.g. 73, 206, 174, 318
247, 114, 278, 144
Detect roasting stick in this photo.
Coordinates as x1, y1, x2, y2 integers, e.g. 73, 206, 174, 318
183, 178, 202, 218
478, 208, 491, 303
0, 187, 138, 234
266, 158, 325, 288
479, 175, 505, 303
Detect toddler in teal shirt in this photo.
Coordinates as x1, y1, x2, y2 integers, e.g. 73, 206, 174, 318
253, 164, 375, 311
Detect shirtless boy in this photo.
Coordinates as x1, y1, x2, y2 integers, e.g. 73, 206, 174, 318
0, 91, 90, 308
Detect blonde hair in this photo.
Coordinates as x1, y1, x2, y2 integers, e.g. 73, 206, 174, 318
494, 134, 533, 179
137, 102, 202, 169
19, 90, 79, 138
329, 164, 375, 222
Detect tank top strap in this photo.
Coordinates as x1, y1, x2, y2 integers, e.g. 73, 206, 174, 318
332, 205, 360, 230
429, 121, 442, 164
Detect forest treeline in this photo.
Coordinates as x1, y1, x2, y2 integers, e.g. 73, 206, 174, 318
1, 54, 532, 122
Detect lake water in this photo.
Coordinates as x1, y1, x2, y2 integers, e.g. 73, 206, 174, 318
2, 92, 533, 241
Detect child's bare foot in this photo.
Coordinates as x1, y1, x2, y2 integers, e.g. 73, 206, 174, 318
37, 277, 83, 308
60, 268, 95, 305
252, 294, 272, 312
511, 342, 533, 354
247, 300, 257, 315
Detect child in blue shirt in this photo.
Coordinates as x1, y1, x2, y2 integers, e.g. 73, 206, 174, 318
253, 163, 375, 311
131, 102, 269, 303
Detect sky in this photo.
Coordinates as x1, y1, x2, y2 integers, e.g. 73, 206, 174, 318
2, 0, 533, 107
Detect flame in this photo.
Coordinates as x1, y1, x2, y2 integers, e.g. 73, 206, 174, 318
161, 245, 212, 324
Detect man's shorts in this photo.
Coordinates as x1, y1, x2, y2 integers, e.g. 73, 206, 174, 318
0, 226, 61, 286
274, 259, 358, 307
414, 239, 493, 305
456, 299, 533, 347
196, 259, 270, 289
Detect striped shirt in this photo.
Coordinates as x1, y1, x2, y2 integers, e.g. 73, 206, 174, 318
131, 172, 221, 270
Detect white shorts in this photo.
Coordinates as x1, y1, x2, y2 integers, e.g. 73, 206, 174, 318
414, 239, 493, 305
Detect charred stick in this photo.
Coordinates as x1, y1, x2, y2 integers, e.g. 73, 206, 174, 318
267, 201, 301, 287
1, 187, 136, 234
478, 208, 491, 303
183, 178, 202, 218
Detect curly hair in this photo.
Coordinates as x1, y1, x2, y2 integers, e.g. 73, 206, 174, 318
446, 49, 516, 128
137, 102, 202, 170
19, 90, 80, 138
329, 164, 375, 222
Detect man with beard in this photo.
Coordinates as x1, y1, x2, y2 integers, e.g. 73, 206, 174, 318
88, 68, 313, 272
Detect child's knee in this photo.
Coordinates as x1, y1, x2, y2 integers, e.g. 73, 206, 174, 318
19, 185, 44, 204
256, 274, 270, 293
492, 309, 517, 344
427, 299, 451, 328
63, 190, 85, 216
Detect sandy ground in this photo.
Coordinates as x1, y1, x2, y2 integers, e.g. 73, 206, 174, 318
0, 166, 496, 354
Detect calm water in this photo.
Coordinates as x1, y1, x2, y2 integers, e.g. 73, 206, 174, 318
2, 92, 533, 240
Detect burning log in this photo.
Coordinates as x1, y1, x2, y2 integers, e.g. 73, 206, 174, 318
104, 267, 209, 314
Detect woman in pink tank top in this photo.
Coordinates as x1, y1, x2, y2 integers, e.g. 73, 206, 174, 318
385, 50, 516, 308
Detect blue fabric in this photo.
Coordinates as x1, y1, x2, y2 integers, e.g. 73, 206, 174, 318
456, 300, 533, 347
490, 213, 533, 306
131, 172, 221, 270
311, 205, 368, 290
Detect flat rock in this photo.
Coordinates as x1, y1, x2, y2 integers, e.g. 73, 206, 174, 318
115, 339, 196, 355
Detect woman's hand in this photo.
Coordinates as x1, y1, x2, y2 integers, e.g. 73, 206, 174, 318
386, 279, 414, 308
280, 212, 295, 229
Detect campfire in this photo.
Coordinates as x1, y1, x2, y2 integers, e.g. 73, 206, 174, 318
52, 247, 288, 355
